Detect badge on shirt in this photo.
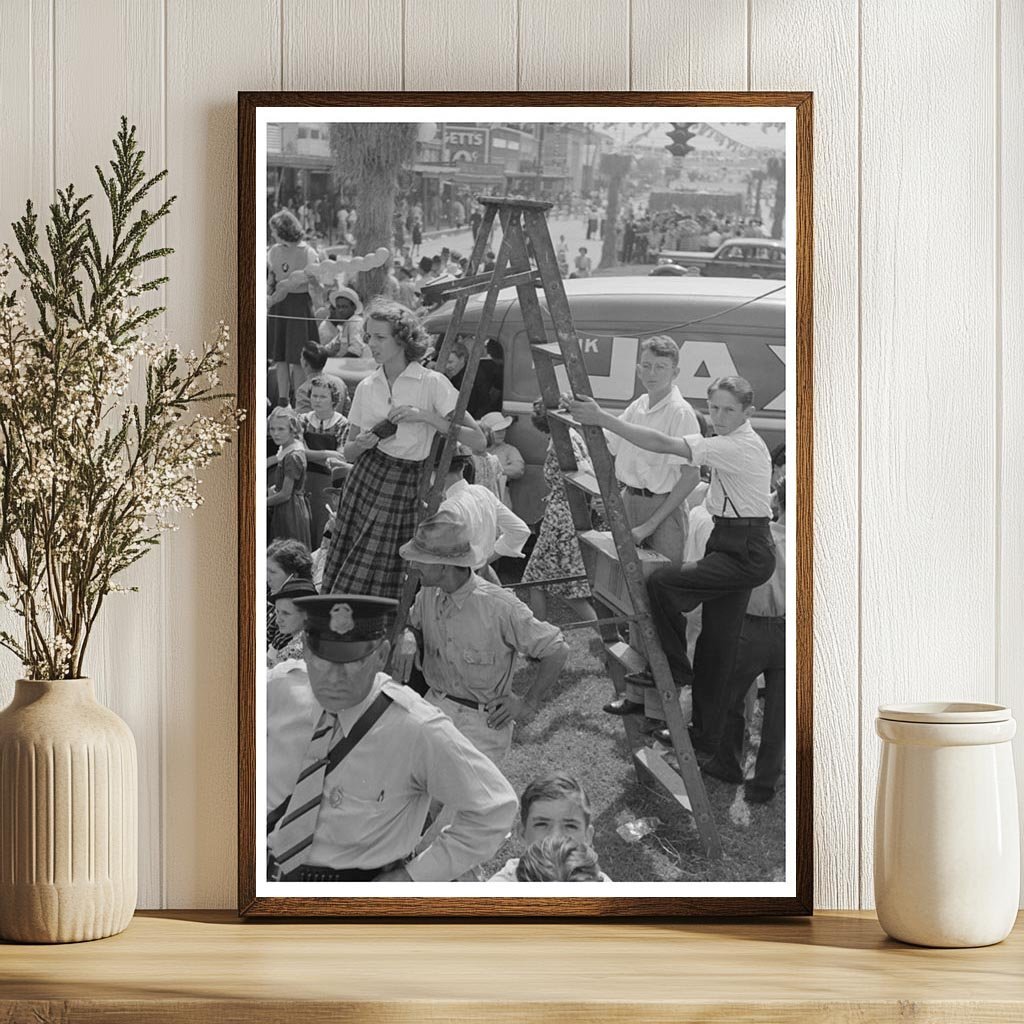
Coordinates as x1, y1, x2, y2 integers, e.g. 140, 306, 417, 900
328, 785, 344, 808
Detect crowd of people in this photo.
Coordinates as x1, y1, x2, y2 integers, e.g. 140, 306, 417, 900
264, 207, 787, 885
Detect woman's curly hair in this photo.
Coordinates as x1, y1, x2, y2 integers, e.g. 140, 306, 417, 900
363, 298, 430, 362
269, 209, 304, 244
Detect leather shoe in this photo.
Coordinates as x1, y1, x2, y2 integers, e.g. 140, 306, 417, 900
744, 782, 776, 804
701, 757, 744, 785
603, 697, 645, 716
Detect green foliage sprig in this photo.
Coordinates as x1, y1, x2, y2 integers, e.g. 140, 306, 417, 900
0, 117, 241, 679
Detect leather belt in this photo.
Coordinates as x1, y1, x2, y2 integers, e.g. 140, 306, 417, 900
282, 857, 408, 882
431, 689, 485, 711
622, 484, 669, 498
712, 516, 770, 527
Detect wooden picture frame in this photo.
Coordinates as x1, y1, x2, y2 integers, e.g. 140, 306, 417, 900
238, 91, 812, 917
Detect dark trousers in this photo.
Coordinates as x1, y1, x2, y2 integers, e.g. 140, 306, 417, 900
712, 615, 786, 793
646, 521, 776, 750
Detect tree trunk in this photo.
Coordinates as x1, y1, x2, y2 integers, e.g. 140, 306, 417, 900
354, 177, 394, 302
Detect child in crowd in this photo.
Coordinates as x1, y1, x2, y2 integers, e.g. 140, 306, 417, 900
266, 577, 317, 668
515, 836, 604, 882
300, 375, 349, 547
294, 343, 348, 416
266, 538, 313, 655
488, 772, 613, 882
267, 407, 311, 547
479, 412, 524, 507
316, 285, 367, 358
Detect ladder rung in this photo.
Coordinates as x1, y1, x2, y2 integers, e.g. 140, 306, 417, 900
546, 408, 581, 430
605, 640, 647, 676
563, 469, 601, 497
530, 342, 563, 362
559, 614, 638, 633
479, 195, 552, 211
578, 530, 672, 568
438, 269, 541, 299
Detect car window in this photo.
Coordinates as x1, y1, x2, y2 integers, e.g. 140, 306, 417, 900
721, 245, 744, 260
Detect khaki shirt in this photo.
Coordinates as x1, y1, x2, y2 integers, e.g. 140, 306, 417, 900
410, 574, 565, 704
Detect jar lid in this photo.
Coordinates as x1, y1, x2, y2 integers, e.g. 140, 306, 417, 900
877, 701, 1011, 724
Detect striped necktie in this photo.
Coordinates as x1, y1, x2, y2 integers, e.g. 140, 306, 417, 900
271, 709, 339, 877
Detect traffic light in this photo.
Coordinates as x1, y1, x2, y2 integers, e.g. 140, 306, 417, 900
665, 122, 696, 158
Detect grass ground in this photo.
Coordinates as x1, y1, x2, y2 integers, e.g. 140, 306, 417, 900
478, 595, 787, 883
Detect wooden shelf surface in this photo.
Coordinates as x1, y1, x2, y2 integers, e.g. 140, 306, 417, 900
1, 910, 1022, 1022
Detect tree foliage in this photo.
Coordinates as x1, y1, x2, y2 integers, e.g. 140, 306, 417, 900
0, 117, 241, 679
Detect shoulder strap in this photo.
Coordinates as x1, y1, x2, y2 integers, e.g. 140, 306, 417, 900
267, 691, 394, 833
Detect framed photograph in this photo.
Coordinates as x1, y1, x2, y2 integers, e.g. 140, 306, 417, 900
238, 91, 812, 917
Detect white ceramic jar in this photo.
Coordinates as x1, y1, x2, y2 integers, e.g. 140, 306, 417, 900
874, 702, 1019, 947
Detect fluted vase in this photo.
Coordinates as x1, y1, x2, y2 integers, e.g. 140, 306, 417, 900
0, 678, 137, 943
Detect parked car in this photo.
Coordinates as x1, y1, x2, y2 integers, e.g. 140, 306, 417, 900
655, 237, 786, 279
418, 276, 787, 523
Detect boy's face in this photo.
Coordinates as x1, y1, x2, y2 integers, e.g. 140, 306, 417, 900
522, 797, 593, 847
707, 389, 752, 436
637, 351, 678, 394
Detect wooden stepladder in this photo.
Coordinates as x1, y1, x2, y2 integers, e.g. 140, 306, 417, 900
392, 195, 721, 859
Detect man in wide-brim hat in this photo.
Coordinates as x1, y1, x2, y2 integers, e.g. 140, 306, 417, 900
266, 589, 517, 883
395, 509, 569, 768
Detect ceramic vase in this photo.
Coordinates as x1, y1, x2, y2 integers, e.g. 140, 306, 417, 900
874, 702, 1019, 948
0, 678, 137, 943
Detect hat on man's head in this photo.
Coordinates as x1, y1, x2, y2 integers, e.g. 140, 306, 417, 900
291, 594, 397, 663
480, 411, 513, 432
269, 578, 318, 605
399, 509, 484, 568
327, 284, 363, 315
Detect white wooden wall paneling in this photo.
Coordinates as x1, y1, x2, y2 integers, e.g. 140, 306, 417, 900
750, 0, 860, 910
52, 0, 166, 909
632, 0, 747, 92
1000, 0, 1024, 899
282, 0, 403, 91
859, 1, 998, 907
162, 0, 280, 908
0, 5, 54, 693
0, 0, 1020, 911
404, 0, 517, 91
518, 0, 629, 90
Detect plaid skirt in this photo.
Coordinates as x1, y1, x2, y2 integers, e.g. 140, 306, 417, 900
320, 446, 423, 600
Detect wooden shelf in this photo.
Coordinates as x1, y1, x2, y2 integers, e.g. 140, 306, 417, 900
2, 910, 1022, 1021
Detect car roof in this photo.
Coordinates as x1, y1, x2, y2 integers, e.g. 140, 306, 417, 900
718, 237, 785, 248
424, 275, 786, 331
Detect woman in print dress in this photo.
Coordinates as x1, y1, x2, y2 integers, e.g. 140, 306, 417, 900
520, 399, 599, 626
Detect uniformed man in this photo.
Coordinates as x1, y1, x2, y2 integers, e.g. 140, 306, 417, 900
394, 509, 568, 768
267, 593, 517, 882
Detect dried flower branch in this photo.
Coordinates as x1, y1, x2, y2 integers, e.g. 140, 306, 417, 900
0, 117, 242, 679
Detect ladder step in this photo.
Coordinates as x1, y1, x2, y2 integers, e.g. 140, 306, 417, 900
559, 614, 638, 633
605, 640, 648, 676
437, 269, 542, 299
546, 408, 581, 430
530, 342, 564, 362
563, 469, 601, 498
578, 530, 672, 569
634, 747, 693, 814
